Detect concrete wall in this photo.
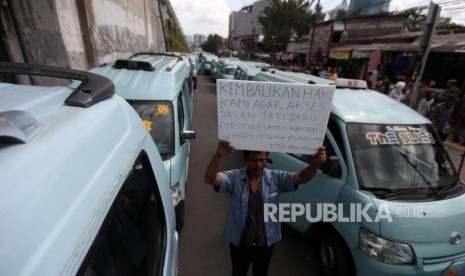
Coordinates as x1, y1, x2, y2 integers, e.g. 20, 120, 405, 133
1, 0, 175, 73
7, 0, 69, 68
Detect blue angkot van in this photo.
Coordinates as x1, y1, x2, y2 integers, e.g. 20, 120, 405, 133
253, 68, 465, 276
0, 62, 178, 275
90, 53, 196, 232
213, 57, 241, 82
234, 60, 270, 81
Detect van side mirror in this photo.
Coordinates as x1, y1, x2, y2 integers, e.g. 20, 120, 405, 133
320, 156, 342, 178
180, 130, 196, 140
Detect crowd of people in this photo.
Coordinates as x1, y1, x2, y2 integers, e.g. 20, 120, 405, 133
370, 76, 464, 144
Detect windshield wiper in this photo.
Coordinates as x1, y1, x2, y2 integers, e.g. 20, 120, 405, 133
361, 187, 393, 197
396, 148, 434, 188
380, 187, 424, 199
429, 179, 459, 199
362, 187, 420, 199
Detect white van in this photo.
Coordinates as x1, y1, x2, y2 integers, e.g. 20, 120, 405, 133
0, 62, 178, 276
90, 52, 196, 231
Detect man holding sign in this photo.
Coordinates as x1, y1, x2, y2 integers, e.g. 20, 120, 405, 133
204, 140, 326, 276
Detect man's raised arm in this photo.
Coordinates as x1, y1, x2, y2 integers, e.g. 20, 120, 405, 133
204, 140, 235, 187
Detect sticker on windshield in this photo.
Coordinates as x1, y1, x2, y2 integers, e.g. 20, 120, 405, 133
143, 120, 152, 132
156, 104, 170, 115
366, 126, 435, 145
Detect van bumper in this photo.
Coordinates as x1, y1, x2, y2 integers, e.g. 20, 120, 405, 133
352, 249, 465, 275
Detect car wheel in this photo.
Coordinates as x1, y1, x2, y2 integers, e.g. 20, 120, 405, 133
316, 227, 355, 276
175, 200, 185, 232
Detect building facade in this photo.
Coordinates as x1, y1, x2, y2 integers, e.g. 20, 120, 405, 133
348, 0, 391, 16
193, 34, 207, 46
228, 0, 269, 56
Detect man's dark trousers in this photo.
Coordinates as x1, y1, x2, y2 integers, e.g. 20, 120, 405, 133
229, 243, 274, 276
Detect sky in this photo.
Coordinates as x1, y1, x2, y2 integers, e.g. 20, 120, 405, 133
170, 0, 465, 38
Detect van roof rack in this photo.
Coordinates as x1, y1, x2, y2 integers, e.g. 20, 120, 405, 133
128, 52, 184, 72
262, 66, 310, 74
113, 59, 155, 71
130, 52, 183, 61
0, 62, 115, 108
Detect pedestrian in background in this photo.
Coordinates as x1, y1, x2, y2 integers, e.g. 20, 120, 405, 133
431, 94, 457, 141
441, 79, 460, 102
416, 88, 434, 117
329, 67, 338, 80
452, 91, 465, 144
416, 80, 436, 108
388, 81, 410, 102
401, 82, 414, 106
204, 140, 326, 276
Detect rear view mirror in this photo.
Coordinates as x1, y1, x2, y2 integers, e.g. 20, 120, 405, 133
180, 130, 196, 140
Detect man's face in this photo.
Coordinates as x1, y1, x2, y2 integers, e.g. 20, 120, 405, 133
246, 152, 268, 176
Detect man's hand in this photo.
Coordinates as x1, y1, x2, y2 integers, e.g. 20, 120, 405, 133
294, 146, 327, 185
216, 140, 235, 157
312, 146, 327, 166
205, 140, 234, 186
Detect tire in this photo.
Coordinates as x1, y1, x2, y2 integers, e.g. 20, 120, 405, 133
315, 227, 355, 276
175, 200, 185, 233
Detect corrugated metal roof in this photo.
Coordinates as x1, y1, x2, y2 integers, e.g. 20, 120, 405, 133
331, 29, 465, 53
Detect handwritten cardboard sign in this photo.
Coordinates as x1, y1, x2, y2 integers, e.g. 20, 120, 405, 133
217, 79, 335, 154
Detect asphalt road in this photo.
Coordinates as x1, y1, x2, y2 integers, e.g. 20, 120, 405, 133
178, 75, 321, 276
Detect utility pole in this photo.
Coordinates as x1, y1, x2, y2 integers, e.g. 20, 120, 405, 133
410, 1, 441, 108
308, 0, 321, 68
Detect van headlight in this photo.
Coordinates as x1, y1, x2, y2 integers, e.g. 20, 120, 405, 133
171, 183, 181, 206
359, 228, 414, 264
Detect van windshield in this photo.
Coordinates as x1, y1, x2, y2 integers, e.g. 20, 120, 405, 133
224, 67, 237, 76
128, 100, 175, 160
347, 123, 459, 199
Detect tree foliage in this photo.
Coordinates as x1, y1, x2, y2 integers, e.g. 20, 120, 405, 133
258, 0, 320, 53
334, 9, 361, 20
403, 8, 427, 31
201, 34, 222, 54
437, 17, 465, 29
402, 7, 464, 32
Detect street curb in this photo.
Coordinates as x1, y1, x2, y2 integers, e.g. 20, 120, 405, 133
444, 140, 465, 151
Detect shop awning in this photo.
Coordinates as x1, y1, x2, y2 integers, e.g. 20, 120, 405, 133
329, 49, 351, 60
329, 31, 465, 57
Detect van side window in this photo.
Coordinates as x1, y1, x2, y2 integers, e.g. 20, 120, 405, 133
234, 68, 242, 79
128, 100, 175, 160
327, 117, 346, 161
177, 94, 186, 135
78, 152, 167, 276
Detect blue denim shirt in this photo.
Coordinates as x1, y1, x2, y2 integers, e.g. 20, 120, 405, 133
218, 167, 296, 246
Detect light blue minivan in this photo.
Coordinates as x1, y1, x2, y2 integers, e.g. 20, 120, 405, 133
90, 53, 196, 231
0, 62, 178, 275
233, 60, 270, 80
199, 53, 219, 76
213, 57, 241, 82
254, 69, 465, 276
